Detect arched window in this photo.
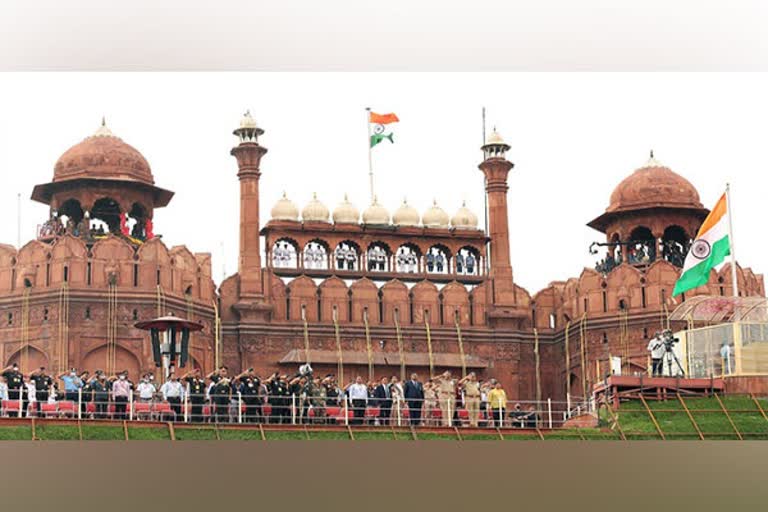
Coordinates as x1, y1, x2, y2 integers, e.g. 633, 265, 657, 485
425, 245, 450, 274
455, 246, 480, 275
628, 226, 655, 264
366, 242, 391, 272
128, 203, 149, 240
661, 225, 689, 268
334, 241, 360, 271
92, 197, 123, 234
302, 239, 329, 270
395, 244, 421, 273
271, 238, 299, 268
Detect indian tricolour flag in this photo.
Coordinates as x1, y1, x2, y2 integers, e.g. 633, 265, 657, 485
673, 192, 732, 296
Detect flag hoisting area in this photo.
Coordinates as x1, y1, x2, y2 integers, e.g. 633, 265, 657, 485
366, 108, 399, 203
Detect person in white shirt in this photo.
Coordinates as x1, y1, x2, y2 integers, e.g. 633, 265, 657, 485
647, 332, 666, 376
0, 376, 8, 402
160, 374, 185, 418
720, 342, 734, 375
136, 375, 157, 402
346, 376, 368, 425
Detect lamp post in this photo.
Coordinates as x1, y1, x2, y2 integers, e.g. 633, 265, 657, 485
135, 314, 204, 383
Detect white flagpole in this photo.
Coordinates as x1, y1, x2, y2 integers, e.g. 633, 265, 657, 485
366, 107, 374, 203
725, 183, 738, 298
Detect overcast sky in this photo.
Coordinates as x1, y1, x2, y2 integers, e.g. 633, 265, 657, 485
0, 73, 765, 294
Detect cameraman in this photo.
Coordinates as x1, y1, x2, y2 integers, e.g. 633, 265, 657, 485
647, 331, 665, 377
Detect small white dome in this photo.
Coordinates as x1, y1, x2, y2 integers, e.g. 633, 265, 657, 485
240, 110, 258, 129
362, 197, 390, 225
486, 129, 505, 145
422, 200, 449, 228
392, 198, 420, 226
450, 201, 479, 229
270, 192, 299, 221
302, 193, 330, 222
332, 194, 360, 224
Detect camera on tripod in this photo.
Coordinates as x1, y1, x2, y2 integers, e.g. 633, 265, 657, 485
661, 329, 679, 350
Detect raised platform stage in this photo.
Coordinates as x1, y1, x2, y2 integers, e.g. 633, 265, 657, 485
593, 375, 725, 409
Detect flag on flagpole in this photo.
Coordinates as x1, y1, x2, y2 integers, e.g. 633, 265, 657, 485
369, 111, 398, 148
672, 192, 731, 296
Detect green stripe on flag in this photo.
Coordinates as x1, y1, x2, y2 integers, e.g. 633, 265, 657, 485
672, 235, 730, 296
371, 132, 394, 148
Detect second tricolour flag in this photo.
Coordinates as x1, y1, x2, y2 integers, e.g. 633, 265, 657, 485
672, 191, 732, 296
369, 111, 398, 147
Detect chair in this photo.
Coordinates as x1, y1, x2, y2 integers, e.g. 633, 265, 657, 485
202, 404, 213, 423
2, 400, 21, 417
85, 402, 97, 418
152, 402, 175, 421
58, 401, 77, 418
40, 402, 58, 418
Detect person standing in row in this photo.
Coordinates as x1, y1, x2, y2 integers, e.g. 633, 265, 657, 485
347, 376, 368, 425
373, 376, 392, 425
433, 371, 456, 427
30, 367, 54, 415
459, 372, 481, 428
160, 373, 185, 418
58, 368, 83, 402
236, 368, 262, 423
111, 371, 132, 420
90, 373, 109, 419
183, 369, 207, 422
487, 381, 508, 428
404, 373, 424, 426
2, 363, 24, 410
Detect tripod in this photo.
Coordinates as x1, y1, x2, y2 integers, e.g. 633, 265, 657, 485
662, 343, 686, 377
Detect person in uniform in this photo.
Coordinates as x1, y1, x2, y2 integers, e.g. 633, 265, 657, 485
435, 253, 445, 273
210, 375, 232, 423
426, 251, 435, 273
236, 368, 262, 423
89, 372, 109, 419
433, 371, 456, 427
466, 253, 476, 274
30, 367, 54, 415
455, 252, 465, 274
309, 377, 327, 424
459, 372, 481, 427
183, 369, 207, 422
1, 363, 24, 413
266, 373, 288, 424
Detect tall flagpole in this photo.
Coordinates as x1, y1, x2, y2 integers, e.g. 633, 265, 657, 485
366, 107, 374, 203
725, 183, 738, 298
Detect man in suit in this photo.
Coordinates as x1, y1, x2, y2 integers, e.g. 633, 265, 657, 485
403, 373, 424, 426
373, 376, 392, 425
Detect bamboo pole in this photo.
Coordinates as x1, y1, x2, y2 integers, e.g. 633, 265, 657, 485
534, 328, 541, 404
564, 321, 571, 399
363, 310, 374, 382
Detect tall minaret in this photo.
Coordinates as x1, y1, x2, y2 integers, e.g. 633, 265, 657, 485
479, 129, 517, 309
231, 111, 268, 303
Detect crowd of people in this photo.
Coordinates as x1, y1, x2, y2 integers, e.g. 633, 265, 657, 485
0, 363, 542, 428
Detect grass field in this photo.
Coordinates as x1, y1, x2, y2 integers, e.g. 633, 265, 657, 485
1, 396, 766, 440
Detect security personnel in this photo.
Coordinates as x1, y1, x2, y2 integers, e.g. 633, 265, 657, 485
459, 372, 481, 427
183, 369, 206, 422
433, 371, 456, 427
267, 373, 289, 424
236, 368, 262, 423
210, 376, 232, 423
1, 363, 24, 405
30, 367, 54, 414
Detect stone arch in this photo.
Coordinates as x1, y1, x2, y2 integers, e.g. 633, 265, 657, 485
333, 240, 361, 271
381, 279, 408, 324
286, 275, 318, 321
50, 235, 89, 287
411, 280, 439, 325
137, 237, 172, 289
441, 281, 471, 326
81, 344, 141, 381
302, 238, 330, 270
6, 345, 49, 373
170, 245, 198, 295
0, 244, 17, 293
319, 276, 349, 322
271, 237, 300, 269
425, 243, 451, 274
395, 242, 422, 273
58, 197, 85, 225
366, 241, 392, 272
469, 281, 488, 326
90, 235, 136, 288
350, 278, 379, 323
455, 245, 481, 275
16, 240, 50, 289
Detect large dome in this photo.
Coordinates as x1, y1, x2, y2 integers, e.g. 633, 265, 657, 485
607, 157, 703, 214
53, 122, 154, 186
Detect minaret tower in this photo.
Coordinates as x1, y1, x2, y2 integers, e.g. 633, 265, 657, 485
479, 129, 522, 324
230, 111, 271, 320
